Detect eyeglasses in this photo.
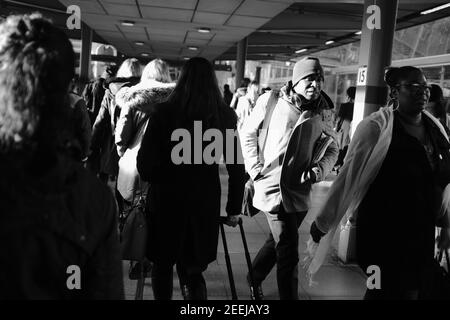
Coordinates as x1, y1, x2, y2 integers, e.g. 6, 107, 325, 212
397, 83, 432, 93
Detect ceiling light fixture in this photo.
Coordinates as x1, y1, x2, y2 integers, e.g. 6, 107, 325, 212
295, 48, 307, 54
183, 57, 190, 60
421, 3, 450, 15
188, 46, 198, 51
197, 27, 211, 33
135, 41, 145, 46
325, 40, 335, 45
355, 31, 362, 35
121, 20, 135, 27
141, 53, 150, 57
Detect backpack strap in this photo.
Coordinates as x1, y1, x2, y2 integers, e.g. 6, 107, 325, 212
258, 90, 279, 152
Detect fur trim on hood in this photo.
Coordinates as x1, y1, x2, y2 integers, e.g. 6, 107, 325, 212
115, 80, 175, 113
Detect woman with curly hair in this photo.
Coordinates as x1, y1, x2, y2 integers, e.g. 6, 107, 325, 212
0, 14, 123, 299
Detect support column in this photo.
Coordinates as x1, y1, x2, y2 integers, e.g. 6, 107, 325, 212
80, 22, 93, 83
352, 0, 399, 137
338, 0, 399, 264
235, 37, 247, 90
255, 66, 261, 83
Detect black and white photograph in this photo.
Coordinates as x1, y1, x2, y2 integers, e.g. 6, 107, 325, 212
0, 0, 449, 307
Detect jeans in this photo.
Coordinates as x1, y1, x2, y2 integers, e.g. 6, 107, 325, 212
250, 204, 307, 300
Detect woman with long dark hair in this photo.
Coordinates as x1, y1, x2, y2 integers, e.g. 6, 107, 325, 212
136, 57, 246, 300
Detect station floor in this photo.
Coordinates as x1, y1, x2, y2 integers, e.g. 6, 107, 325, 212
122, 168, 368, 300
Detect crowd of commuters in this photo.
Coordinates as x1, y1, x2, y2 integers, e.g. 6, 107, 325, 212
1, 13, 449, 300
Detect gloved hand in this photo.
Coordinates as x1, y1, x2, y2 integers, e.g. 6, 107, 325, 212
225, 215, 240, 228
300, 169, 317, 184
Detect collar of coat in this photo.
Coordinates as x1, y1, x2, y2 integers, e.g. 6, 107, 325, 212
115, 80, 175, 113
279, 85, 332, 114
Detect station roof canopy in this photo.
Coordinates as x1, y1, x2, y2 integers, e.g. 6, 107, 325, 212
1, 0, 450, 62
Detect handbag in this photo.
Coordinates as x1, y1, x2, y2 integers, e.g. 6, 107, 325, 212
241, 90, 278, 217
431, 250, 450, 300
119, 195, 147, 261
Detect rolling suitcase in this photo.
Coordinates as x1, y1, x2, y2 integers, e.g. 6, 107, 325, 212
219, 216, 260, 300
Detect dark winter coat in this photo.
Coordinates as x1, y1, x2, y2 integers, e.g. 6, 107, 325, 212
82, 77, 106, 125
136, 102, 247, 267
89, 77, 140, 176
0, 154, 123, 299
68, 93, 92, 161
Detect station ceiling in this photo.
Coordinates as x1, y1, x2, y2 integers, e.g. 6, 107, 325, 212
1, 0, 450, 62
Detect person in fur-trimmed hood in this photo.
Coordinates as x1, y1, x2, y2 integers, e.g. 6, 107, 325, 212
115, 72, 175, 157
114, 59, 175, 281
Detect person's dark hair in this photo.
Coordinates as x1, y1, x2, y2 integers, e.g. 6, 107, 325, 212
105, 64, 118, 77
384, 66, 423, 104
0, 13, 75, 154
224, 84, 230, 90
429, 84, 446, 118
384, 66, 422, 88
346, 86, 356, 100
168, 57, 226, 129
240, 77, 250, 88
250, 80, 259, 86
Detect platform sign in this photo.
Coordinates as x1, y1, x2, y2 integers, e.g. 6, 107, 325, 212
357, 66, 367, 86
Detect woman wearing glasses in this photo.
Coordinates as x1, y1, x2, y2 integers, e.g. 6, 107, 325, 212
306, 66, 450, 299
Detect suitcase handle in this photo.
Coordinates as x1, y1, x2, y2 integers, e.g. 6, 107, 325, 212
219, 216, 258, 300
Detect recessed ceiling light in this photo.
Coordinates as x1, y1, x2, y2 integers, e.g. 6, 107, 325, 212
135, 41, 145, 46
121, 20, 135, 27
197, 27, 211, 33
421, 3, 450, 15
141, 53, 150, 57
188, 46, 199, 51
295, 48, 307, 54
325, 40, 335, 45
183, 57, 190, 60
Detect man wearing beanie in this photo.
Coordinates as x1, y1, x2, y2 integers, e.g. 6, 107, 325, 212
240, 56, 338, 300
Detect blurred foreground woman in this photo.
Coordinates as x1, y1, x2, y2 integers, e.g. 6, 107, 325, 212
0, 14, 123, 299
137, 57, 246, 300
307, 66, 450, 299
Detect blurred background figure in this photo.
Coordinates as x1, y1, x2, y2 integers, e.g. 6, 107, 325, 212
0, 14, 123, 299
426, 83, 450, 134
223, 84, 233, 106
136, 57, 246, 300
88, 58, 142, 183
230, 77, 250, 110
68, 75, 92, 163
261, 87, 272, 95
83, 64, 118, 125
235, 80, 259, 131
334, 86, 355, 171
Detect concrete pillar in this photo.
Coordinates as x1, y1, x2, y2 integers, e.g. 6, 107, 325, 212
79, 22, 93, 83
255, 66, 261, 83
338, 0, 399, 264
352, 0, 399, 138
235, 37, 247, 90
